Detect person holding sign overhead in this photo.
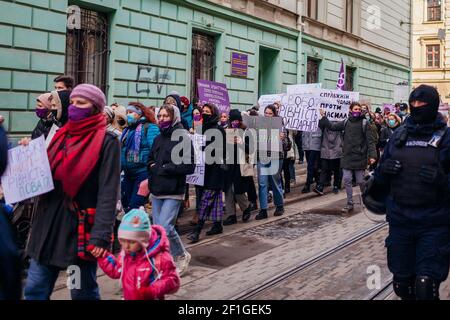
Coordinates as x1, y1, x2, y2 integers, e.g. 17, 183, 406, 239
24, 84, 121, 300
319, 102, 377, 213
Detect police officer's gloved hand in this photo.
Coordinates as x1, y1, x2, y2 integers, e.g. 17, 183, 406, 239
380, 159, 402, 175
418, 165, 441, 185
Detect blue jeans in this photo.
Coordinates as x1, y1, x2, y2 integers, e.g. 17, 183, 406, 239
257, 160, 284, 210
24, 259, 100, 300
151, 197, 186, 258
121, 171, 149, 212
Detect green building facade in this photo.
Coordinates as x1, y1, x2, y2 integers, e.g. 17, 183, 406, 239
0, 0, 410, 136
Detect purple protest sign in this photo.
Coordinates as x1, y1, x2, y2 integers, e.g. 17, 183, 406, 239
231, 52, 248, 77
197, 79, 231, 114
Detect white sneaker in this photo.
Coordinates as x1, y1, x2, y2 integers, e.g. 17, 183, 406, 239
176, 252, 191, 277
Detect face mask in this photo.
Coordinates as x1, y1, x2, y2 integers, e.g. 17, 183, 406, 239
220, 120, 228, 126
127, 114, 138, 125
231, 121, 240, 129
410, 104, 437, 124
68, 104, 93, 122
351, 111, 361, 118
193, 114, 201, 122
388, 120, 396, 127
159, 120, 172, 130
202, 114, 212, 123
35, 108, 49, 119
365, 114, 371, 120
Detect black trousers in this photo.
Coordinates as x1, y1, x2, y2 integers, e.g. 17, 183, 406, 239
319, 158, 342, 187
243, 176, 257, 204
282, 159, 292, 191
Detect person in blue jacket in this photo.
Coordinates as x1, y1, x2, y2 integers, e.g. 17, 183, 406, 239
374, 85, 450, 300
121, 102, 160, 212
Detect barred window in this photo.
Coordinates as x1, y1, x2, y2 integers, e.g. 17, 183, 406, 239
345, 67, 355, 91
66, 8, 109, 93
191, 32, 216, 99
307, 58, 320, 84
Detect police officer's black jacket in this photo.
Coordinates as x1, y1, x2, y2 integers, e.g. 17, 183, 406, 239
375, 114, 450, 226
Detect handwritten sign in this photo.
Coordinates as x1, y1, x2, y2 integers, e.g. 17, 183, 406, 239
318, 89, 360, 121
383, 103, 396, 114
258, 94, 284, 115
231, 52, 248, 77
186, 134, 206, 186
1, 136, 54, 204
197, 80, 231, 115
279, 92, 320, 132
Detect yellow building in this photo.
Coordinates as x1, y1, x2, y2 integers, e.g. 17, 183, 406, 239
412, 0, 450, 102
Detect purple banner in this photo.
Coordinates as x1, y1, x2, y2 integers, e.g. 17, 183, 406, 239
231, 52, 248, 77
197, 79, 231, 115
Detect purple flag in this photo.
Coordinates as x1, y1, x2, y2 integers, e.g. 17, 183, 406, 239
336, 59, 345, 91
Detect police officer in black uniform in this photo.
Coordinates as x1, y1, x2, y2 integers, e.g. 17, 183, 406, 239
374, 85, 450, 300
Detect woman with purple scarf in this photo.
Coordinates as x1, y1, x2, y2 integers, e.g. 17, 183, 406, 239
120, 102, 160, 212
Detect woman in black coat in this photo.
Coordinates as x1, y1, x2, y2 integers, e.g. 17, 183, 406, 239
188, 103, 226, 243
24, 84, 120, 300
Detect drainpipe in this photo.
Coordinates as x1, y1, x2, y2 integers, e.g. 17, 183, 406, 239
296, 0, 304, 84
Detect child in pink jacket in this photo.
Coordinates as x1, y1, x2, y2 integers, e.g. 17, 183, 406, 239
93, 208, 180, 300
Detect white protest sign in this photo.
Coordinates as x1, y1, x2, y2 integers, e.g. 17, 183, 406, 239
279, 92, 321, 132
186, 134, 206, 186
318, 89, 360, 121
1, 136, 54, 204
258, 94, 284, 115
287, 83, 322, 95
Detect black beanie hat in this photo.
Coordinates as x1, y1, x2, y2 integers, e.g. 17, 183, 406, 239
409, 85, 440, 111
229, 109, 242, 122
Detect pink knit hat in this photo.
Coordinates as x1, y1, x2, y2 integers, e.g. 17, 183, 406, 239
70, 84, 106, 112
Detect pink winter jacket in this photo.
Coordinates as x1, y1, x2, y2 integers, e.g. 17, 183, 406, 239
97, 225, 180, 300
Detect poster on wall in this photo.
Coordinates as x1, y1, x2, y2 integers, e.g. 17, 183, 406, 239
197, 80, 231, 115
231, 52, 248, 77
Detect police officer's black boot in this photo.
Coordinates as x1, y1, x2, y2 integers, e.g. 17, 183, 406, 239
188, 219, 205, 243
415, 276, 440, 300
206, 221, 223, 236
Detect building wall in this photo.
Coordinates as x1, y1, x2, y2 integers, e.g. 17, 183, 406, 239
0, 0, 67, 134
412, 0, 450, 102
0, 0, 299, 135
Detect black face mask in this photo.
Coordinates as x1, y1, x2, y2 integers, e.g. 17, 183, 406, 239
410, 104, 437, 124
202, 114, 212, 123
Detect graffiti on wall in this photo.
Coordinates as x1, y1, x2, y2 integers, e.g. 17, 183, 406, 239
136, 64, 172, 94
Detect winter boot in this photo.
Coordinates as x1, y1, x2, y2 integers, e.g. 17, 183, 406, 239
223, 215, 237, 226
206, 221, 223, 236
242, 205, 252, 222
301, 184, 311, 194
274, 206, 285, 217
313, 184, 324, 196
187, 219, 205, 243
255, 209, 268, 220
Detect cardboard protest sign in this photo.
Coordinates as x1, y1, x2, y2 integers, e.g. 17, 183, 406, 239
279, 92, 320, 132
242, 115, 283, 152
287, 83, 322, 95
258, 94, 284, 115
1, 136, 54, 204
318, 89, 360, 121
383, 103, 396, 114
186, 134, 206, 186
197, 80, 231, 115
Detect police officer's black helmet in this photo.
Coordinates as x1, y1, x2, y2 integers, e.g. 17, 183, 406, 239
361, 174, 388, 215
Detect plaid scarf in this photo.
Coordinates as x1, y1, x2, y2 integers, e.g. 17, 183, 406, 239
123, 123, 143, 163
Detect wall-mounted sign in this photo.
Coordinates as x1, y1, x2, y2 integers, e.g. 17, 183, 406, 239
231, 52, 248, 77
